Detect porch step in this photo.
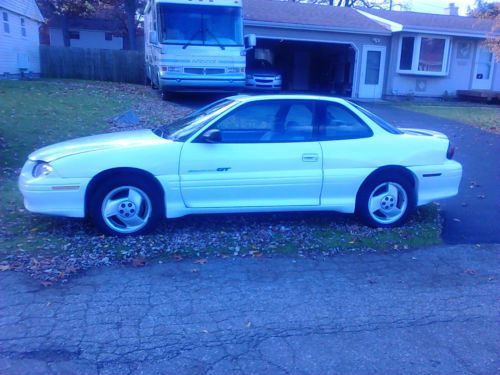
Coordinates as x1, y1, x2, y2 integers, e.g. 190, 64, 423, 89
456, 89, 500, 103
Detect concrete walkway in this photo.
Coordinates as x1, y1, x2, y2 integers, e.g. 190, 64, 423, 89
1, 244, 499, 374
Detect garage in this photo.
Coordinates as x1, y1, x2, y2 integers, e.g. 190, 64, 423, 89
247, 38, 356, 96
243, 0, 392, 98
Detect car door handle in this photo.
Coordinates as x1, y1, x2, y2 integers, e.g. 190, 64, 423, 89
302, 153, 319, 162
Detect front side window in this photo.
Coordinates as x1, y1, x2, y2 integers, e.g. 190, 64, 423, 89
210, 100, 315, 143
153, 98, 238, 141
398, 35, 450, 75
319, 103, 373, 141
158, 4, 243, 47
2, 11, 9, 34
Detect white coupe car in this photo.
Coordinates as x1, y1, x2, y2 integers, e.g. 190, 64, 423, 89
19, 95, 462, 236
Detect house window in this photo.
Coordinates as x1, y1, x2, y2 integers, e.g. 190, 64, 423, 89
21, 17, 26, 37
2, 11, 9, 34
69, 30, 80, 39
397, 35, 450, 76
105, 32, 112, 41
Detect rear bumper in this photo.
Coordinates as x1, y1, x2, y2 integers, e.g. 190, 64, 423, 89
409, 160, 463, 205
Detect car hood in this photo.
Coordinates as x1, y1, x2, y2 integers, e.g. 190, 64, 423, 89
29, 129, 170, 162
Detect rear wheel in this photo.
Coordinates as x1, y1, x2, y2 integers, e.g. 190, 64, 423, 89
89, 177, 162, 236
357, 173, 415, 228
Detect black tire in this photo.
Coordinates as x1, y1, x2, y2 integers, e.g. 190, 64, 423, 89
151, 70, 159, 90
89, 176, 163, 236
356, 172, 415, 228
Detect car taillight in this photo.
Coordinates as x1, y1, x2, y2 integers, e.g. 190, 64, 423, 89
447, 142, 455, 159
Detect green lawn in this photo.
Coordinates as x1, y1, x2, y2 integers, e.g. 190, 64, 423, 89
0, 80, 442, 281
396, 103, 500, 133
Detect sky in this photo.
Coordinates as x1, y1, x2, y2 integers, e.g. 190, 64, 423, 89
405, 0, 483, 15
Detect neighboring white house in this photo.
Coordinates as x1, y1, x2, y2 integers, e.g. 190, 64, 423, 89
46, 14, 125, 50
0, 0, 44, 76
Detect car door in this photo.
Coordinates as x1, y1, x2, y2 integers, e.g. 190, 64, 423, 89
317, 101, 375, 208
178, 99, 323, 208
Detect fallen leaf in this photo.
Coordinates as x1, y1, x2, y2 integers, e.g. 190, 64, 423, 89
173, 255, 183, 262
464, 269, 476, 275
194, 258, 208, 265
452, 218, 461, 222
190, 268, 199, 273
131, 257, 146, 267
40, 281, 53, 287
246, 321, 252, 328
0, 265, 10, 271
477, 195, 486, 199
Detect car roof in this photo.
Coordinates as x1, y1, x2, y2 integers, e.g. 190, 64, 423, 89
228, 94, 350, 105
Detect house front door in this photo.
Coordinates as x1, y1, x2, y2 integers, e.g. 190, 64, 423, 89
471, 46, 494, 90
358, 45, 386, 99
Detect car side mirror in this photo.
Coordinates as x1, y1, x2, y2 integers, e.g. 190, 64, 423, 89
201, 129, 222, 143
149, 31, 158, 44
245, 34, 256, 50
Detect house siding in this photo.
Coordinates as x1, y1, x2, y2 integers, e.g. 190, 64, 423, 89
49, 28, 124, 50
0, 7, 41, 75
492, 60, 500, 91
384, 34, 499, 97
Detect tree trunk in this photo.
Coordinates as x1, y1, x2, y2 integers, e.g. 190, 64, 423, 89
125, 0, 137, 50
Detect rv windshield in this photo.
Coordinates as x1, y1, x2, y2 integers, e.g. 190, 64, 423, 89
158, 4, 243, 47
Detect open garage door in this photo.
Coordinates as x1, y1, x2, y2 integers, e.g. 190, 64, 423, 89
248, 38, 356, 97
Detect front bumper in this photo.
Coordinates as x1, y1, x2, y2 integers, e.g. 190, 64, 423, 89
18, 161, 87, 218
159, 77, 245, 92
246, 75, 282, 90
409, 160, 463, 206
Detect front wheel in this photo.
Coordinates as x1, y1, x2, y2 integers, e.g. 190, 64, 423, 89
89, 177, 162, 236
356, 173, 415, 228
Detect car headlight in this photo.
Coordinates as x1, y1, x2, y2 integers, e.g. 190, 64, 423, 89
32, 161, 53, 178
276, 74, 282, 80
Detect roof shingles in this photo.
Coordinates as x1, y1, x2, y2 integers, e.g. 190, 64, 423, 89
243, 0, 390, 34
364, 8, 495, 35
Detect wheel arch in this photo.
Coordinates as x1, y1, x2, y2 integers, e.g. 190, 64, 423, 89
84, 167, 165, 217
356, 165, 418, 209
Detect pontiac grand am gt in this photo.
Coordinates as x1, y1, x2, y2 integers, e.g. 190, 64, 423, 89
19, 95, 462, 235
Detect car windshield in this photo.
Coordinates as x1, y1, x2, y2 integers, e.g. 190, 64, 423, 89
348, 102, 403, 135
158, 4, 243, 47
152, 99, 239, 141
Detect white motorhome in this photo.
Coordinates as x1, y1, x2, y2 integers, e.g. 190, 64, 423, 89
144, 0, 252, 96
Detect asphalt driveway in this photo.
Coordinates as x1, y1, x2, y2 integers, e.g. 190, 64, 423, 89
0, 244, 498, 374
359, 102, 500, 244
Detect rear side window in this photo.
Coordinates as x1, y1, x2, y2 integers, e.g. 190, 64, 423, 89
319, 103, 373, 141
